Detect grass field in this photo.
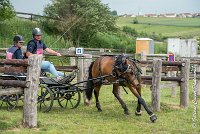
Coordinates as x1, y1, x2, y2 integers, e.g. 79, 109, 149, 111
0, 18, 68, 49
117, 17, 200, 38
0, 80, 199, 134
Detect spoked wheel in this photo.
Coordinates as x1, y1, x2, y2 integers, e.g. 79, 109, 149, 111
57, 88, 81, 109
0, 94, 19, 111
37, 85, 54, 112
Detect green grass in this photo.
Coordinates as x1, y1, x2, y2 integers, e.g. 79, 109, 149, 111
0, 18, 69, 49
117, 17, 200, 38
0, 81, 199, 134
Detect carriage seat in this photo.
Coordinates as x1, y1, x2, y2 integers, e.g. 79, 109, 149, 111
40, 70, 76, 85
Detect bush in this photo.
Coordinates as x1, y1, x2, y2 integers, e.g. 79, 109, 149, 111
86, 32, 136, 53
122, 26, 137, 37
154, 42, 167, 54
132, 17, 138, 24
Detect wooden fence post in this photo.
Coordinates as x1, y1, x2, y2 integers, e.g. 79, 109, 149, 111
151, 59, 162, 111
167, 69, 177, 97
77, 56, 84, 84
69, 47, 76, 66
82, 54, 92, 105
23, 55, 42, 128
141, 51, 147, 76
180, 59, 190, 108
171, 85, 177, 98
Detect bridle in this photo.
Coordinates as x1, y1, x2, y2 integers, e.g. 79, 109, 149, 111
112, 56, 142, 87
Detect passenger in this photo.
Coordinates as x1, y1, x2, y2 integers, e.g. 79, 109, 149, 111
6, 35, 25, 59
25, 27, 64, 77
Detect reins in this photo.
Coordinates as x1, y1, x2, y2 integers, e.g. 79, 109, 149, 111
86, 55, 142, 94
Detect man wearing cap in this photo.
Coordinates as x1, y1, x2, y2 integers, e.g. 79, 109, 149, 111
6, 35, 25, 59
26, 27, 64, 77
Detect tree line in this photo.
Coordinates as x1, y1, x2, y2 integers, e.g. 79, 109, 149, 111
1, 0, 159, 53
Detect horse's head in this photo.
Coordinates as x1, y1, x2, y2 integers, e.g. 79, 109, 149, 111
114, 55, 142, 87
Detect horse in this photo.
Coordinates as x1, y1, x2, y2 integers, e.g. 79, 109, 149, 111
85, 55, 157, 122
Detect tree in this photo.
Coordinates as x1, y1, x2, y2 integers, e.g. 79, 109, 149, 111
0, 0, 15, 21
122, 26, 137, 37
42, 0, 118, 47
111, 10, 117, 16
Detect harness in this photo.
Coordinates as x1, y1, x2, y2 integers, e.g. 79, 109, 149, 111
93, 55, 142, 93
112, 55, 142, 91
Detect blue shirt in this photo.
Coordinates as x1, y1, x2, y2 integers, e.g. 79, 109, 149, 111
26, 39, 47, 54
13, 48, 24, 59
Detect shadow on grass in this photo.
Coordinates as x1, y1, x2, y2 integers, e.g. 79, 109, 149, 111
160, 102, 180, 112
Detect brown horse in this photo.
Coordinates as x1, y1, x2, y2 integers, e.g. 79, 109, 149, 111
85, 55, 157, 122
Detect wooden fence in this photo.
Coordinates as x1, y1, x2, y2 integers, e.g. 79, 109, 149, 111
0, 55, 42, 128
1, 47, 199, 112
140, 59, 190, 111
15, 12, 58, 21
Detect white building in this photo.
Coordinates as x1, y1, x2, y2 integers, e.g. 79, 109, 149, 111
167, 38, 198, 57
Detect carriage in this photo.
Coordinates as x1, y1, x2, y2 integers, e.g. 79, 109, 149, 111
0, 55, 157, 122
0, 70, 82, 112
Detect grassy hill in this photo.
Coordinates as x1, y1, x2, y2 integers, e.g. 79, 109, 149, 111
117, 17, 200, 38
0, 18, 68, 49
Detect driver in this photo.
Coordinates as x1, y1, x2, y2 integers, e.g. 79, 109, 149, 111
26, 27, 64, 77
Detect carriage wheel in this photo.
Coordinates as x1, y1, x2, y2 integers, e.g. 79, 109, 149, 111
37, 85, 54, 112
0, 94, 19, 111
57, 88, 81, 109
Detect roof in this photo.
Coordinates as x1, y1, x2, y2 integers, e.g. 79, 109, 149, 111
136, 38, 153, 41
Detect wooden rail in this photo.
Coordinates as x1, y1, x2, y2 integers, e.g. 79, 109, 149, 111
0, 55, 42, 128
141, 59, 190, 111
15, 12, 60, 21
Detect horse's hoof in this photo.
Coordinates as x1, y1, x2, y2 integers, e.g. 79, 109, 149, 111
84, 99, 91, 106
124, 111, 130, 115
98, 109, 102, 112
135, 110, 142, 116
150, 114, 157, 123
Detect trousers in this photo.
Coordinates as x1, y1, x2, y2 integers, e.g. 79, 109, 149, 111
41, 61, 64, 77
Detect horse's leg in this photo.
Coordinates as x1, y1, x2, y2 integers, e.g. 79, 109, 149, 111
112, 84, 129, 115
135, 84, 142, 116
128, 85, 157, 122
94, 86, 102, 112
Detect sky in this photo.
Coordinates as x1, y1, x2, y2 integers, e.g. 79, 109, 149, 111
10, 0, 200, 15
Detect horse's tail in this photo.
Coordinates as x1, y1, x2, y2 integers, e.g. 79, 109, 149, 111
86, 61, 95, 100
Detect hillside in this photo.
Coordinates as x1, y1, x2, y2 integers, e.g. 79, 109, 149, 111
117, 17, 200, 38
0, 18, 67, 49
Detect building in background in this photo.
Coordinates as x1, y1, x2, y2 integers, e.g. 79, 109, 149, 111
167, 38, 197, 57
136, 38, 154, 54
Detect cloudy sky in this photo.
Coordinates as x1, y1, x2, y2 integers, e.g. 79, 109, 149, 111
10, 0, 200, 15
